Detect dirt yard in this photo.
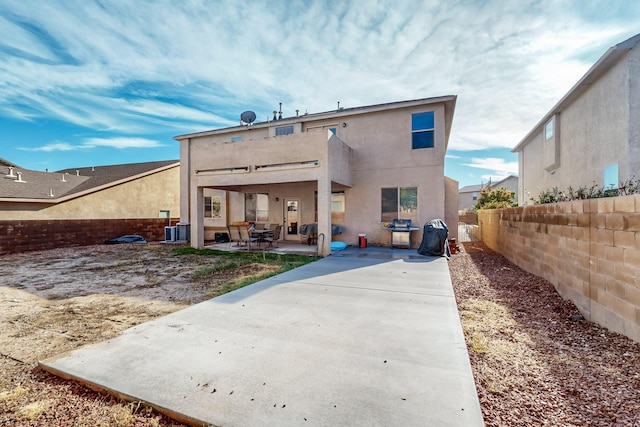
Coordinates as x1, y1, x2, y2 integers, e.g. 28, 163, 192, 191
1, 242, 640, 426
0, 244, 287, 426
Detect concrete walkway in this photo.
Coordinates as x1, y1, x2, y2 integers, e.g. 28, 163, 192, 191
41, 247, 484, 426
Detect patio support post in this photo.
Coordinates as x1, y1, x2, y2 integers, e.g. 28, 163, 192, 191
191, 186, 205, 249
317, 177, 332, 257
179, 138, 191, 223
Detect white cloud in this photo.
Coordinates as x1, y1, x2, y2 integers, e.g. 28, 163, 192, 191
18, 142, 77, 152
463, 157, 519, 176
81, 137, 164, 149
19, 137, 163, 151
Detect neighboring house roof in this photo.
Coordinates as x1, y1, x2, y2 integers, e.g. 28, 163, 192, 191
459, 183, 485, 193
513, 32, 640, 152
56, 160, 179, 196
0, 158, 20, 168
1, 160, 179, 203
459, 175, 518, 193
174, 96, 457, 149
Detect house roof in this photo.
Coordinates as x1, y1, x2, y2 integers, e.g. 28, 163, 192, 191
0, 157, 20, 168
459, 175, 517, 193
513, 32, 640, 153
0, 160, 179, 202
459, 183, 485, 193
174, 96, 457, 148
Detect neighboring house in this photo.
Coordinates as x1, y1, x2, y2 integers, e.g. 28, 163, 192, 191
513, 33, 640, 204
0, 159, 180, 220
175, 96, 459, 256
458, 175, 518, 212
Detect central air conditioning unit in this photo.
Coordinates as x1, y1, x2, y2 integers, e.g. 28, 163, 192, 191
164, 226, 177, 242
176, 223, 190, 241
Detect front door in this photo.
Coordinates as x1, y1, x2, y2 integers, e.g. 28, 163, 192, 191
284, 198, 300, 241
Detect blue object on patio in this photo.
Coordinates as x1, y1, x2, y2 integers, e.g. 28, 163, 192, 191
331, 241, 347, 251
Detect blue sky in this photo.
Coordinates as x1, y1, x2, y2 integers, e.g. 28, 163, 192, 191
1, 1, 639, 188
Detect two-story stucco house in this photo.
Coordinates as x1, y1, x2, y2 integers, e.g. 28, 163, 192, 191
175, 96, 459, 256
513, 33, 640, 203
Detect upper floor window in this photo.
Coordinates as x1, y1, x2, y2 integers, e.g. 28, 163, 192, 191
472, 192, 478, 201
411, 111, 434, 149
275, 125, 294, 136
545, 118, 554, 140
604, 164, 618, 189
231, 136, 243, 142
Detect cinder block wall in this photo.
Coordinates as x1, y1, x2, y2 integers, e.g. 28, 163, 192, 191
478, 195, 640, 343
0, 218, 178, 255
458, 213, 477, 224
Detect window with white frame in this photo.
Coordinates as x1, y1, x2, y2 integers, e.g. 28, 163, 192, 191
545, 118, 554, 140
245, 193, 269, 222
411, 111, 434, 149
204, 196, 222, 218
381, 187, 418, 223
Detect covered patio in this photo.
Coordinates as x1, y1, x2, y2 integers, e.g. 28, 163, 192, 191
205, 238, 329, 257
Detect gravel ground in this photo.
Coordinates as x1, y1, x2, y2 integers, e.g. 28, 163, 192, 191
450, 241, 640, 426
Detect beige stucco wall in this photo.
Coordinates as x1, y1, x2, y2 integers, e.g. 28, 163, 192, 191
518, 51, 634, 203
0, 166, 180, 220
182, 101, 452, 252
478, 195, 640, 344
458, 190, 478, 212
444, 176, 459, 241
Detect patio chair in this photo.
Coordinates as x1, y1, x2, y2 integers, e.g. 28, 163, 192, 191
227, 225, 243, 248
238, 226, 258, 250
264, 224, 281, 248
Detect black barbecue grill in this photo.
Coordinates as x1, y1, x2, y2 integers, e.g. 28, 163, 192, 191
387, 219, 420, 249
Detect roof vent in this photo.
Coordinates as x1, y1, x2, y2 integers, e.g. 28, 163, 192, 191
5, 167, 16, 179
49, 188, 54, 197
61, 174, 66, 182
15, 172, 26, 183
76, 170, 80, 176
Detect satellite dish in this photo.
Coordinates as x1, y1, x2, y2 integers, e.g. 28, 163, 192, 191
240, 110, 257, 125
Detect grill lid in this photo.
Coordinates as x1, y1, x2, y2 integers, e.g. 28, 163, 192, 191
391, 219, 411, 228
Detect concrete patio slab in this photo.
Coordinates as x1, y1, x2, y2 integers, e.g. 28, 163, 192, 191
41, 247, 483, 426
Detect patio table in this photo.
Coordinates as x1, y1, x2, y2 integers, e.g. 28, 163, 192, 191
249, 229, 274, 248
